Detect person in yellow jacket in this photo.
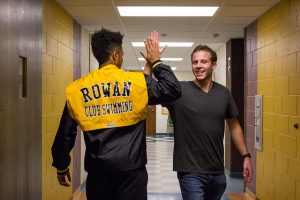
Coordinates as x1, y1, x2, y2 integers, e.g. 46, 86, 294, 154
51, 28, 181, 200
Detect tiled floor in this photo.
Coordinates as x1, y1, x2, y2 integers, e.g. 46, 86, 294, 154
146, 136, 245, 200
146, 136, 180, 194
76, 136, 245, 200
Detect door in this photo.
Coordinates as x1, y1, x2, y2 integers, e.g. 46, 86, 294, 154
146, 106, 156, 136
0, 0, 42, 199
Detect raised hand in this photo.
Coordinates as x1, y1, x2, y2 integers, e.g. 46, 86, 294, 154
140, 31, 166, 64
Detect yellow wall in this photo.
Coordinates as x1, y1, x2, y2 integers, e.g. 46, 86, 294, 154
256, 0, 300, 199
42, 0, 74, 199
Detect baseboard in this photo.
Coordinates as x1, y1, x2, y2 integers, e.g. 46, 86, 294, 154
72, 186, 81, 200
155, 132, 174, 136
245, 188, 257, 200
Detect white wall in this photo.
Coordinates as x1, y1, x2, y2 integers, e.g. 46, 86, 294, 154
214, 44, 227, 160
214, 44, 226, 86
90, 41, 98, 71
80, 27, 90, 184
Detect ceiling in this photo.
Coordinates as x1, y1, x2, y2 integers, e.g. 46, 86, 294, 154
56, 0, 280, 71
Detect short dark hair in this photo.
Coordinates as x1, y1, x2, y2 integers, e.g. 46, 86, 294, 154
191, 44, 217, 63
91, 28, 124, 65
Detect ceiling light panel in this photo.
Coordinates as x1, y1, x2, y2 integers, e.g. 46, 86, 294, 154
117, 6, 219, 17
132, 42, 194, 47
138, 58, 183, 61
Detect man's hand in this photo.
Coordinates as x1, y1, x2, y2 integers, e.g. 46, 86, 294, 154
57, 169, 71, 187
243, 158, 253, 183
140, 31, 166, 64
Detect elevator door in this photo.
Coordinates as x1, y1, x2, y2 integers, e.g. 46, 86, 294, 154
0, 0, 42, 199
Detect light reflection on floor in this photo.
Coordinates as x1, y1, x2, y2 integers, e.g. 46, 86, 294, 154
78, 135, 244, 200
146, 136, 244, 200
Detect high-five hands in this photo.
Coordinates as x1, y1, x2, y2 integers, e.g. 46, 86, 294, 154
140, 31, 166, 64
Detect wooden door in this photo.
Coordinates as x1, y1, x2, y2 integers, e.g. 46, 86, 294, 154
225, 39, 244, 176
146, 106, 156, 136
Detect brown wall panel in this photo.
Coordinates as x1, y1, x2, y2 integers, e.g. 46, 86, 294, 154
0, 0, 42, 199
244, 21, 257, 194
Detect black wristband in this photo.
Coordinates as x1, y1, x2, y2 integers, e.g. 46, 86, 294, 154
242, 153, 251, 159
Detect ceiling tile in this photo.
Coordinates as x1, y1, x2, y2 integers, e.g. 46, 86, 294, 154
64, 6, 117, 17
84, 25, 124, 33
75, 17, 120, 25
218, 5, 272, 17
57, 0, 112, 6
206, 24, 245, 32
226, 0, 280, 6
212, 16, 257, 25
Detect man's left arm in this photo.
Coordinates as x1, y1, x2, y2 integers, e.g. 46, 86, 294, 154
226, 118, 253, 183
52, 104, 78, 187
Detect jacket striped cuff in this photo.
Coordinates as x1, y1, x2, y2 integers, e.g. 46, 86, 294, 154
57, 168, 69, 175
152, 60, 162, 68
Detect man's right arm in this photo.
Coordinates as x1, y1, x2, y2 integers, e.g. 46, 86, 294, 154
141, 31, 181, 105
145, 62, 181, 105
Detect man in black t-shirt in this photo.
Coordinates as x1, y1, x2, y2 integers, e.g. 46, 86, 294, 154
145, 44, 253, 200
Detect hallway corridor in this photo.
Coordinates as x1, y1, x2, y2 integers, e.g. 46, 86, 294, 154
74, 136, 245, 200
146, 136, 245, 200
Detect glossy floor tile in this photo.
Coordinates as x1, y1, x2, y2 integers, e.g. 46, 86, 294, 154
146, 137, 180, 194
77, 136, 244, 200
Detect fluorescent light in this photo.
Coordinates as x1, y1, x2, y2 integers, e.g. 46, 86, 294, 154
141, 66, 177, 70
138, 58, 183, 61
132, 42, 193, 47
117, 6, 218, 17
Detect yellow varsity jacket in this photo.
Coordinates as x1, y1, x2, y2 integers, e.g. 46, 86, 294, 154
66, 64, 148, 131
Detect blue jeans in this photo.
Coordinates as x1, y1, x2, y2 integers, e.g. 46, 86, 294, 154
177, 172, 227, 200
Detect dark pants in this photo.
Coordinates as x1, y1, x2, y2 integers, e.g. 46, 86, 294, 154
177, 172, 226, 200
86, 167, 148, 200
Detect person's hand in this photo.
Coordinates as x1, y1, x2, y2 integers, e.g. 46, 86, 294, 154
57, 168, 71, 187
243, 158, 253, 183
140, 31, 166, 64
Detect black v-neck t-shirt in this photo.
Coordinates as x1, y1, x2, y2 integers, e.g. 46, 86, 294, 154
165, 81, 238, 174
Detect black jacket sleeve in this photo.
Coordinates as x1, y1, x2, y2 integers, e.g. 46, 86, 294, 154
51, 104, 78, 171
145, 63, 181, 105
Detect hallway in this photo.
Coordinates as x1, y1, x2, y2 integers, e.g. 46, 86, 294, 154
146, 137, 245, 200
74, 136, 245, 200
1, 0, 300, 199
